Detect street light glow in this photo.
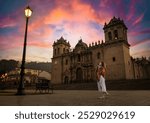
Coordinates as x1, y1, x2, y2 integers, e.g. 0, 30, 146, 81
25, 6, 32, 18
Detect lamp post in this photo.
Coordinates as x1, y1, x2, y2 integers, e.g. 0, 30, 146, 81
16, 6, 32, 95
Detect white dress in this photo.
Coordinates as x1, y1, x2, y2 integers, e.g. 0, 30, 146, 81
97, 75, 107, 92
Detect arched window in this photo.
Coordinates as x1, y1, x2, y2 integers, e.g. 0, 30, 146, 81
114, 30, 118, 39
112, 57, 116, 62
66, 49, 69, 53
97, 52, 100, 59
63, 48, 65, 53
65, 59, 68, 65
78, 54, 81, 62
64, 76, 69, 84
54, 49, 56, 55
76, 68, 83, 82
58, 48, 60, 54
108, 32, 112, 40
87, 55, 89, 61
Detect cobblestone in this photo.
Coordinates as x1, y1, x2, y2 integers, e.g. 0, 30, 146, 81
0, 90, 150, 106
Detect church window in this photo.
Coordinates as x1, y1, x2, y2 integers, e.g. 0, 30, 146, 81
70, 57, 72, 63
66, 49, 69, 53
114, 30, 118, 39
78, 54, 81, 62
64, 76, 69, 84
108, 32, 112, 40
66, 59, 68, 65
112, 57, 116, 62
97, 52, 100, 59
58, 48, 60, 54
87, 55, 89, 61
63, 48, 65, 53
54, 49, 56, 55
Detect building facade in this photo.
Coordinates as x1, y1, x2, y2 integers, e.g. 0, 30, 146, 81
51, 17, 150, 84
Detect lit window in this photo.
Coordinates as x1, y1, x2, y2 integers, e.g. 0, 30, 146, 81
114, 30, 118, 39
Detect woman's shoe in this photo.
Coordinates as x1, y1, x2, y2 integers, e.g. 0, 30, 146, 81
98, 95, 105, 99
105, 92, 109, 95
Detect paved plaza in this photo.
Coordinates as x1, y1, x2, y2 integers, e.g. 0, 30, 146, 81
0, 90, 150, 106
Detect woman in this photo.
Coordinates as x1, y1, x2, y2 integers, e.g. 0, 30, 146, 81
96, 61, 109, 98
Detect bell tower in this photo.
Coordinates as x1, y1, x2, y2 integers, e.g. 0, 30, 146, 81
52, 37, 70, 84
103, 17, 133, 80
53, 36, 70, 57
103, 16, 128, 44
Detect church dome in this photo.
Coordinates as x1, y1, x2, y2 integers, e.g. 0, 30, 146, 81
75, 39, 88, 50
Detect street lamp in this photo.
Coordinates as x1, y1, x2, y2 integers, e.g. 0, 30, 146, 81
16, 6, 32, 95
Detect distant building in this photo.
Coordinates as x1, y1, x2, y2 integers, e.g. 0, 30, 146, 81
6, 68, 41, 84
51, 17, 150, 84
38, 71, 51, 81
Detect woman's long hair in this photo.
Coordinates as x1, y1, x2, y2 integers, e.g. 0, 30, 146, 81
101, 61, 104, 67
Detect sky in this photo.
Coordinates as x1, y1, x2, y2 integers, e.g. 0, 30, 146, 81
0, 0, 150, 62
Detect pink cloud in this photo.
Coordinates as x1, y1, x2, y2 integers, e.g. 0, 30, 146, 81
0, 27, 52, 50
0, 17, 16, 28
62, 22, 103, 46
43, 0, 97, 24
131, 49, 150, 58
27, 0, 106, 48
129, 28, 150, 36
132, 13, 144, 26
31, 0, 109, 27
127, 0, 137, 21
28, 41, 51, 48
1, 0, 149, 61
0, 35, 23, 50
131, 38, 150, 47
0, 5, 27, 29
29, 25, 52, 40
28, 17, 45, 32
99, 0, 110, 8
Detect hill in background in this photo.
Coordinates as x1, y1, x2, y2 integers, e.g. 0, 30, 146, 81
25, 62, 52, 73
0, 59, 52, 74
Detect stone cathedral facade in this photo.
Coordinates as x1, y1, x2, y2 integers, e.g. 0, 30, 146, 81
51, 17, 150, 84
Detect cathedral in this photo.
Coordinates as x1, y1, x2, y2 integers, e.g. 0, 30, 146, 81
51, 17, 150, 84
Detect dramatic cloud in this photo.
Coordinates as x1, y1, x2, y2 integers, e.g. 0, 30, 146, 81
0, 0, 150, 61
132, 13, 145, 26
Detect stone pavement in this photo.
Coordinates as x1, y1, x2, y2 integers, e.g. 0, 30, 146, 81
0, 90, 150, 106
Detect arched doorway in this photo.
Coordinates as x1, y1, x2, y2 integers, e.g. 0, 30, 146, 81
64, 76, 69, 84
76, 68, 83, 82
